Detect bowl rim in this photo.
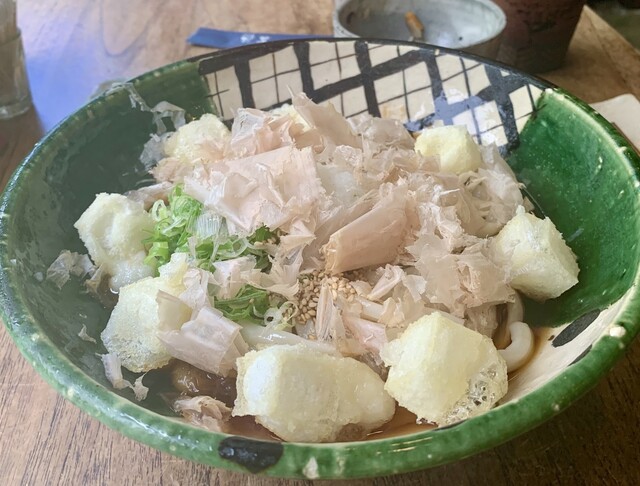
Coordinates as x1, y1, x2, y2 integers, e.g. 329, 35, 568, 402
1, 38, 639, 479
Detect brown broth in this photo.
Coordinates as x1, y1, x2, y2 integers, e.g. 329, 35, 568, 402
222, 407, 434, 442
163, 327, 548, 443
507, 326, 550, 382
169, 361, 236, 407
366, 407, 435, 440
226, 416, 280, 441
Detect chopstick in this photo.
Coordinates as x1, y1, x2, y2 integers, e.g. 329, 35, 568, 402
187, 27, 331, 49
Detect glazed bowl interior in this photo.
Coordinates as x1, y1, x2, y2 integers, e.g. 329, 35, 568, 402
0, 39, 639, 479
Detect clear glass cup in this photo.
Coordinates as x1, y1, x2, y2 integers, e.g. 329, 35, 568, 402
0, 29, 32, 119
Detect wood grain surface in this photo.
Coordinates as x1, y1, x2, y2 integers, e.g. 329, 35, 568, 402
1, 2, 639, 485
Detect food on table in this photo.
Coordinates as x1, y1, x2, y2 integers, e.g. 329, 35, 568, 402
56, 91, 579, 442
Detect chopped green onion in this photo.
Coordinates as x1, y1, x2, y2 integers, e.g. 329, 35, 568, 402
143, 185, 278, 274
144, 185, 203, 271
214, 285, 274, 324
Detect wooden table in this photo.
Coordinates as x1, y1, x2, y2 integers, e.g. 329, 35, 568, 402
1, 2, 639, 484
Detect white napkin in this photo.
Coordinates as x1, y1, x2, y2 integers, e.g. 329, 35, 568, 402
591, 94, 640, 150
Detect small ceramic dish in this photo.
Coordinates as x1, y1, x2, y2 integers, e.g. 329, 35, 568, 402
333, 0, 506, 58
0, 39, 638, 479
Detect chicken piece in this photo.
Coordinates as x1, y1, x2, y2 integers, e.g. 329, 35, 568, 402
233, 344, 395, 442
380, 312, 507, 426
74, 193, 154, 290
415, 125, 482, 174
490, 207, 579, 301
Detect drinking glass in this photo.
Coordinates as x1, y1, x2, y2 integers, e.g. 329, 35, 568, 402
0, 29, 32, 119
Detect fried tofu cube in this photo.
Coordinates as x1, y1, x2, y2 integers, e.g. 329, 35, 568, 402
164, 114, 230, 164
233, 344, 395, 442
74, 193, 154, 290
380, 312, 507, 426
491, 207, 579, 301
415, 125, 482, 174
101, 254, 188, 372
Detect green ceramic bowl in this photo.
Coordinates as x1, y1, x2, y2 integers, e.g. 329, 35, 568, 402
1, 39, 639, 479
